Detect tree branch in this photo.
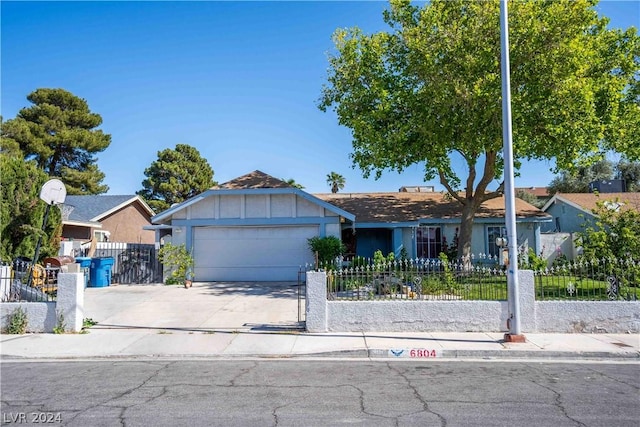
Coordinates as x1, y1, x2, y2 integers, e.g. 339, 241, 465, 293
481, 189, 503, 201
465, 159, 476, 200
438, 170, 466, 205
473, 150, 498, 205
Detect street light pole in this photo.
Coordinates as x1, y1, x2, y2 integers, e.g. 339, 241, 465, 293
500, 0, 525, 342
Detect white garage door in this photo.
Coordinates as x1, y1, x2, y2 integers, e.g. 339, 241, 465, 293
193, 226, 318, 281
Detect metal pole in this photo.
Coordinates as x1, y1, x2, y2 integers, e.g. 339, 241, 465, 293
500, 0, 523, 338
26, 202, 52, 288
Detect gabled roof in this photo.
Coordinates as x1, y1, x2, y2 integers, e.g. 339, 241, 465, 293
152, 171, 354, 223
542, 192, 640, 215
216, 170, 292, 189
62, 195, 154, 223
316, 192, 551, 223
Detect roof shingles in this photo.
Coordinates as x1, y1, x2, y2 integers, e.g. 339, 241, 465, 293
317, 192, 549, 223
217, 170, 293, 189
553, 192, 640, 213
63, 195, 139, 222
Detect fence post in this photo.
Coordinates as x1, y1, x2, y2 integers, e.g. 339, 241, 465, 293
0, 265, 11, 302
517, 270, 536, 333
56, 272, 84, 332
306, 271, 328, 332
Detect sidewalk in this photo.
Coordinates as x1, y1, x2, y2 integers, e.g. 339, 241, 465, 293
2, 283, 638, 361
1, 328, 638, 361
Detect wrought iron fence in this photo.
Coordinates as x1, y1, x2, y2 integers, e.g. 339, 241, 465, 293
533, 256, 640, 301
309, 254, 640, 302
1, 260, 57, 303
316, 257, 508, 301
297, 268, 306, 323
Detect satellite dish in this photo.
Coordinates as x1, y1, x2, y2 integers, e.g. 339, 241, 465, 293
40, 179, 67, 205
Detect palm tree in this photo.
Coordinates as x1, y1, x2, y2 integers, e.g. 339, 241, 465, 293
284, 178, 304, 189
326, 172, 345, 193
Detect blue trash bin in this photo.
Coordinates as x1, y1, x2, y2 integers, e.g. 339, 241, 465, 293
75, 257, 91, 287
89, 257, 114, 287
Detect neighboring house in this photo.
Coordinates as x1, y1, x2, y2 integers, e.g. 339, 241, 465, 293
316, 192, 552, 261
151, 171, 552, 281
541, 192, 640, 234
61, 195, 156, 244
149, 171, 354, 281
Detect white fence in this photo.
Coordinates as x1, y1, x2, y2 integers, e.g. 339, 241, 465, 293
1, 272, 84, 333
306, 270, 639, 333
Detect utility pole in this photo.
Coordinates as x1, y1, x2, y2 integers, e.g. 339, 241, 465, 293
500, 0, 526, 343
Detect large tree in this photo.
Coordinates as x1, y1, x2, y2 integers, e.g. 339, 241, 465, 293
319, 0, 639, 258
0, 155, 61, 263
138, 144, 216, 212
1, 88, 111, 194
548, 158, 640, 194
616, 159, 640, 192
548, 159, 615, 194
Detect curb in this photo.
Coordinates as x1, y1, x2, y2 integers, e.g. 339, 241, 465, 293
1, 350, 638, 362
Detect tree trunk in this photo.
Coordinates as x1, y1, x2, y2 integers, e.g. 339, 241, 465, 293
456, 203, 477, 262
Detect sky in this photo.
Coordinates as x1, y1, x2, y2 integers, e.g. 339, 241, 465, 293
2, 1, 639, 196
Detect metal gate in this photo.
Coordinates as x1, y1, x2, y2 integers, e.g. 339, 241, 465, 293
297, 268, 306, 323
91, 243, 163, 284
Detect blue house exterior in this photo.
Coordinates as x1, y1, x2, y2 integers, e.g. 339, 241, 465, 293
150, 171, 553, 281
317, 192, 552, 261
541, 192, 640, 234
150, 171, 355, 281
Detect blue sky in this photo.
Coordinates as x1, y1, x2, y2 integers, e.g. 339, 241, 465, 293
2, 1, 638, 196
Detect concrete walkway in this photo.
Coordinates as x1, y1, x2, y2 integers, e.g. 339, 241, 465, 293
1, 283, 638, 361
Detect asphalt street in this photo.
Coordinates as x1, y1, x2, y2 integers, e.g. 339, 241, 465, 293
1, 360, 638, 426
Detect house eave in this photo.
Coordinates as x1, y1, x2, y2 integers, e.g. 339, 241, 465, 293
62, 220, 102, 229
92, 195, 155, 221
348, 216, 552, 228
541, 194, 594, 216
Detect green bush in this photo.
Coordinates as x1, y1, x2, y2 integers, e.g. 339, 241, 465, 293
577, 198, 640, 260
5, 307, 28, 334
526, 248, 547, 271
308, 236, 345, 266
438, 253, 458, 292
373, 250, 386, 266
53, 311, 66, 334
158, 243, 195, 285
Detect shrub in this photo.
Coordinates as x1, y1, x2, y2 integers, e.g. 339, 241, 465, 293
526, 248, 547, 271
399, 247, 408, 262
158, 243, 195, 285
373, 250, 386, 266
577, 198, 640, 260
438, 253, 457, 292
53, 311, 66, 334
308, 236, 345, 266
6, 307, 28, 334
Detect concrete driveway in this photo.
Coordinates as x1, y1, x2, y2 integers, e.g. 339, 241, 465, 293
83, 282, 303, 332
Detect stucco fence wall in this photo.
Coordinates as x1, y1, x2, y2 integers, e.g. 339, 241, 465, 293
1, 272, 84, 333
306, 270, 639, 333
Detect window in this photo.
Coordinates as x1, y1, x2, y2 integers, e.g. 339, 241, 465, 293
94, 230, 110, 242
487, 226, 506, 258
416, 226, 442, 259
